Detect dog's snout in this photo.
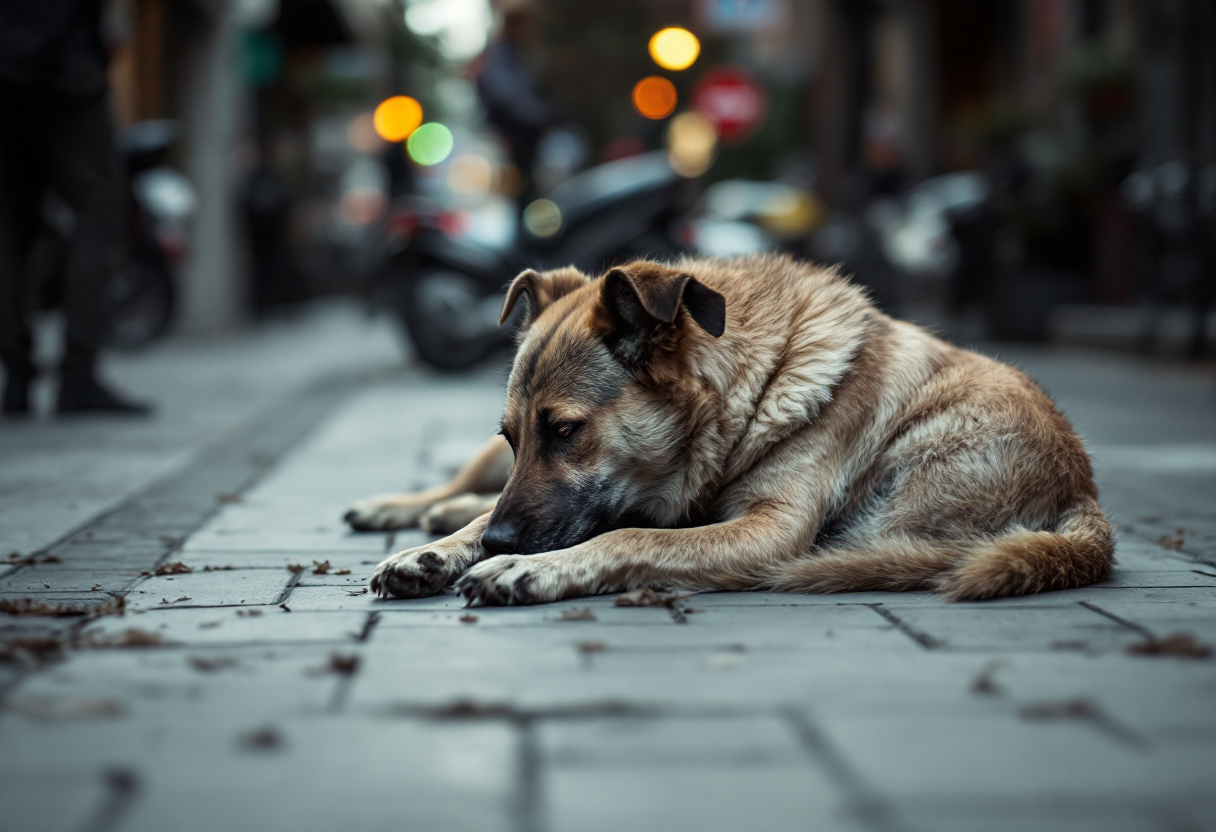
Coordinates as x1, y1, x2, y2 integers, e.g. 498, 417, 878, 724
481, 520, 523, 555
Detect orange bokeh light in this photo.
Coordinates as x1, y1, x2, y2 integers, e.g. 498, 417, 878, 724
373, 96, 423, 142
632, 76, 678, 120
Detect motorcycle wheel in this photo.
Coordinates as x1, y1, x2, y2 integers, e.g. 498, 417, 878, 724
396, 267, 506, 371
107, 241, 175, 349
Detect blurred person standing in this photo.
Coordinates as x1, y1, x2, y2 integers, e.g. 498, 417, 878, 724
474, 0, 557, 208
0, 0, 152, 416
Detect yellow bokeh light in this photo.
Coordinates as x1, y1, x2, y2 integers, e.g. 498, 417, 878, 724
649, 27, 700, 71
632, 76, 678, 120
666, 111, 717, 177
373, 96, 423, 142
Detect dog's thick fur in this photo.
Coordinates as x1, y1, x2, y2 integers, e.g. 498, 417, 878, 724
352, 254, 1113, 605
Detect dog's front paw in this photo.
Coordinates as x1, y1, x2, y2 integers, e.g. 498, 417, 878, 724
455, 554, 569, 606
370, 546, 460, 599
344, 494, 430, 532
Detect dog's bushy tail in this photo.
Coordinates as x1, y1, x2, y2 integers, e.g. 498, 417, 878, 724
765, 498, 1114, 602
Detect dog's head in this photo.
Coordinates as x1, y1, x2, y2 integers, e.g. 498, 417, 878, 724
481, 261, 726, 555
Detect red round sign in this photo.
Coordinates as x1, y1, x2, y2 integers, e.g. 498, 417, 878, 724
691, 66, 767, 144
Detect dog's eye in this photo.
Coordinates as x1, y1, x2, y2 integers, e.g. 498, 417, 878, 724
554, 422, 579, 439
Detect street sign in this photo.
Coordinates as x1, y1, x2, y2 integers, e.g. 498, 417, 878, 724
691, 66, 767, 144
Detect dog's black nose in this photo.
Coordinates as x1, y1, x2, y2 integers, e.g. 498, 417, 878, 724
481, 521, 523, 555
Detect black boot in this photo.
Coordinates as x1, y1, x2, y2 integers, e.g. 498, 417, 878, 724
57, 375, 153, 416
2, 372, 32, 417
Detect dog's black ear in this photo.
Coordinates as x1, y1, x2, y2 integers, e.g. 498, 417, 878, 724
599, 264, 725, 367
500, 267, 590, 327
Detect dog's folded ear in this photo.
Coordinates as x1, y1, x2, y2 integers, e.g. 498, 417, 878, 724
597, 263, 726, 368
500, 267, 590, 327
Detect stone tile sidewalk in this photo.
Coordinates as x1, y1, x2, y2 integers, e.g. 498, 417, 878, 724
1, 315, 1214, 832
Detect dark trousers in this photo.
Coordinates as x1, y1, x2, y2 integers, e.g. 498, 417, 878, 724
0, 84, 122, 383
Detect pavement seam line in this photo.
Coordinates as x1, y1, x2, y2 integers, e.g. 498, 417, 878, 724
864, 603, 945, 649
1076, 600, 1155, 639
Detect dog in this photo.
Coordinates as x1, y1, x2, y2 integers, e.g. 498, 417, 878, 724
348, 254, 1113, 605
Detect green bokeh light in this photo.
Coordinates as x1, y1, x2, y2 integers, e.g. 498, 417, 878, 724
407, 123, 454, 166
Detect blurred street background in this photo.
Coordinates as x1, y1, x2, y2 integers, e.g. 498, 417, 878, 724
4, 0, 1212, 368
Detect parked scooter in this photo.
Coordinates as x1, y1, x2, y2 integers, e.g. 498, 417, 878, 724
376, 152, 687, 371
37, 120, 195, 349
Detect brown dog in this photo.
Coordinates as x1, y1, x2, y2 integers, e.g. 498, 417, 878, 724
350, 254, 1113, 605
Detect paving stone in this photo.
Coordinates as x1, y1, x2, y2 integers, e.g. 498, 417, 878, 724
874, 602, 1137, 652
815, 709, 1215, 801
76, 607, 370, 646
122, 569, 293, 610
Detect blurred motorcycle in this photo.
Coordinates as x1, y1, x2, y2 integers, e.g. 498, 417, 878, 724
37, 120, 196, 349
376, 151, 687, 371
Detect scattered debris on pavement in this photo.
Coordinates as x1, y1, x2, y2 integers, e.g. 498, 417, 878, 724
346, 588, 368, 596
970, 662, 1004, 695
308, 653, 360, 676
239, 727, 282, 751
1157, 533, 1185, 551
189, 655, 238, 672
5, 696, 126, 720
614, 588, 691, 608
236, 609, 263, 617
0, 636, 65, 666
459, 614, 478, 623
576, 640, 607, 654
334, 568, 351, 575
215, 492, 243, 504
1019, 698, 1099, 721
560, 607, 597, 621
0, 592, 125, 619
159, 596, 192, 605
76, 628, 172, 648
202, 565, 234, 571
287, 563, 306, 573
1126, 632, 1211, 659
2, 552, 63, 566
152, 562, 193, 576
279, 603, 291, 612
312, 560, 331, 575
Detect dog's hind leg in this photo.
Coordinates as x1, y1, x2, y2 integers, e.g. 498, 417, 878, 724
421, 493, 500, 534
344, 435, 512, 531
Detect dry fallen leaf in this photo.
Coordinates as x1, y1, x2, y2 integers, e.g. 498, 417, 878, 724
334, 569, 351, 576
1157, 534, 1185, 551
279, 604, 291, 613
308, 653, 360, 676
286, 564, 306, 573
153, 562, 192, 576
459, 614, 478, 624
1126, 633, 1212, 659
560, 607, 597, 621
576, 640, 607, 654
312, 560, 331, 575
